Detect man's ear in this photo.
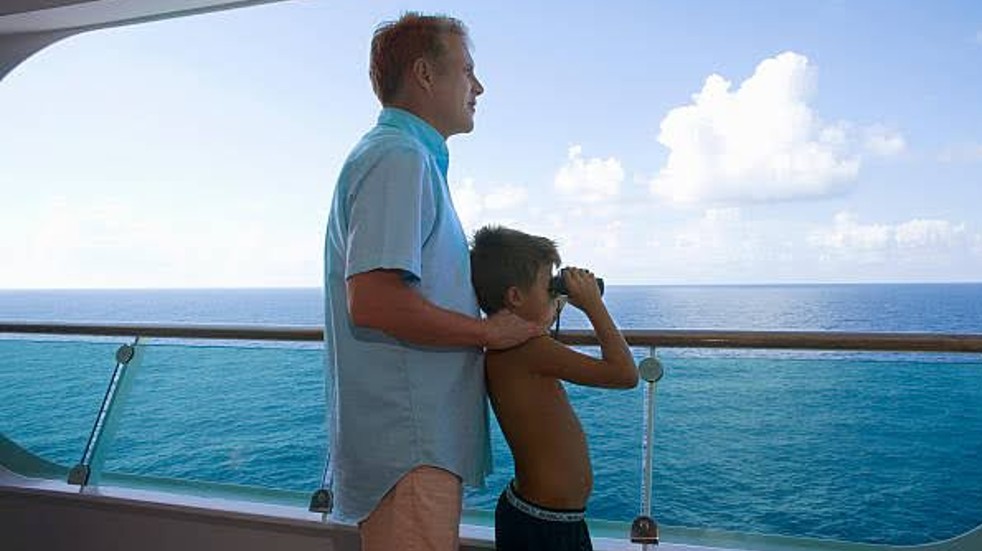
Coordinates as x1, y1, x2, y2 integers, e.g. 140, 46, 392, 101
504, 286, 523, 310
410, 57, 434, 93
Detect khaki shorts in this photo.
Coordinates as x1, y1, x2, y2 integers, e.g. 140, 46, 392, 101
359, 465, 463, 551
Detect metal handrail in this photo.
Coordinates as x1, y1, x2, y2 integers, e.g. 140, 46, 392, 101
2, 322, 982, 352
0, 322, 324, 341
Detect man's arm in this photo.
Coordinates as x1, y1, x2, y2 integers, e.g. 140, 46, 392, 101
348, 269, 543, 349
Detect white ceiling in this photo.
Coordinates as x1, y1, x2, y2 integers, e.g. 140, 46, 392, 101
0, 0, 284, 35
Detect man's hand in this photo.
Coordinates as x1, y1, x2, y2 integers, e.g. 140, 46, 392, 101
483, 310, 545, 350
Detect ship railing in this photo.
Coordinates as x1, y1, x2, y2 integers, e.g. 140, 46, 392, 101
2, 322, 982, 551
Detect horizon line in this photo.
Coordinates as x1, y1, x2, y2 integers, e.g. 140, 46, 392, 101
2, 280, 981, 291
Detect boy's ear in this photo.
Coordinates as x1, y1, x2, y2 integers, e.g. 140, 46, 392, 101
504, 286, 523, 310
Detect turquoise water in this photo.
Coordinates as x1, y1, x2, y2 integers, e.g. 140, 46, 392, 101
1, 284, 981, 545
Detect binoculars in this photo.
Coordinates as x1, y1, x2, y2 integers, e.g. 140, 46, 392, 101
548, 269, 604, 297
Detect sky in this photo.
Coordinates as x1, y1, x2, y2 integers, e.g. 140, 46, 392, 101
1, 0, 980, 288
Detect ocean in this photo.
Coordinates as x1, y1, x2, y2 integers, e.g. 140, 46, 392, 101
2, 284, 981, 545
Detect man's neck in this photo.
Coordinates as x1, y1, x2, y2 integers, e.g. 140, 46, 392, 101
385, 98, 447, 138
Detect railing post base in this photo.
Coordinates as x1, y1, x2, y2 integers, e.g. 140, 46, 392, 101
630, 515, 659, 545
67, 464, 90, 486
308, 488, 333, 513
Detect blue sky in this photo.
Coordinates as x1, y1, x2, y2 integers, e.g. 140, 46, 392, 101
1, 0, 980, 288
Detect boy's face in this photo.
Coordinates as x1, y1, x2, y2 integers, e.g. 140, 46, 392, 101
511, 265, 562, 330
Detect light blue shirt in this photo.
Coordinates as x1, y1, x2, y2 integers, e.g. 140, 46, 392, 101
323, 107, 491, 523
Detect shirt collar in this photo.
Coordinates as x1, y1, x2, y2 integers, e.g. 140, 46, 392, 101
378, 107, 449, 177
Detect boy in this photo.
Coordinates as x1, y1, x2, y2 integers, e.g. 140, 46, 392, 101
470, 225, 638, 551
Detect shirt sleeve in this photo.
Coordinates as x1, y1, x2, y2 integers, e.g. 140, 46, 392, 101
344, 146, 434, 282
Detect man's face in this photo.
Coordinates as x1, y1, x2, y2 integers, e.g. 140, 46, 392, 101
429, 34, 484, 137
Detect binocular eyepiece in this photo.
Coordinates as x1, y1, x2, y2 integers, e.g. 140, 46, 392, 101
548, 269, 605, 297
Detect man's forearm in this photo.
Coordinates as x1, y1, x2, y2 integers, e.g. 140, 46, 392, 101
348, 270, 543, 349
348, 272, 486, 347
364, 292, 487, 347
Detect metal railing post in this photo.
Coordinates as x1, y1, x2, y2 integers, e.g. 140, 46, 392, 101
631, 348, 663, 547
68, 337, 141, 488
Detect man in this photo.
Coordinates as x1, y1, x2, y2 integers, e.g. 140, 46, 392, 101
323, 12, 543, 551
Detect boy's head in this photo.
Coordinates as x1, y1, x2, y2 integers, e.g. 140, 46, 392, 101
470, 225, 561, 318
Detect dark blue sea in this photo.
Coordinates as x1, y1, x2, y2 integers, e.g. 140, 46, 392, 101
2, 284, 981, 545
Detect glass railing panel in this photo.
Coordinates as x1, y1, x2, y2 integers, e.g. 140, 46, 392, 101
93, 340, 327, 505
467, 349, 982, 547
0, 337, 123, 475
7, 329, 978, 548
648, 353, 982, 546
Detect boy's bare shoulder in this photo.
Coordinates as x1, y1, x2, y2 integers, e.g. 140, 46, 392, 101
487, 335, 563, 371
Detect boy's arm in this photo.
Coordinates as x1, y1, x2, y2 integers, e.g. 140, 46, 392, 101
517, 268, 638, 389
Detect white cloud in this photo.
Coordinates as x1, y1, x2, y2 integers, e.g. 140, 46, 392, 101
546, 218, 626, 267
803, 212, 982, 280
668, 208, 767, 263
894, 219, 967, 249
484, 185, 529, 211
619, 207, 818, 284
703, 207, 743, 224
808, 212, 971, 256
633, 210, 981, 284
440, 195, 982, 284
450, 178, 529, 235
864, 126, 906, 157
2, 196, 318, 288
808, 212, 892, 252
650, 51, 864, 205
450, 178, 484, 231
938, 143, 982, 163
554, 145, 624, 203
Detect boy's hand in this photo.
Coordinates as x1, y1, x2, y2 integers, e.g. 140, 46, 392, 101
483, 310, 545, 350
563, 267, 604, 313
